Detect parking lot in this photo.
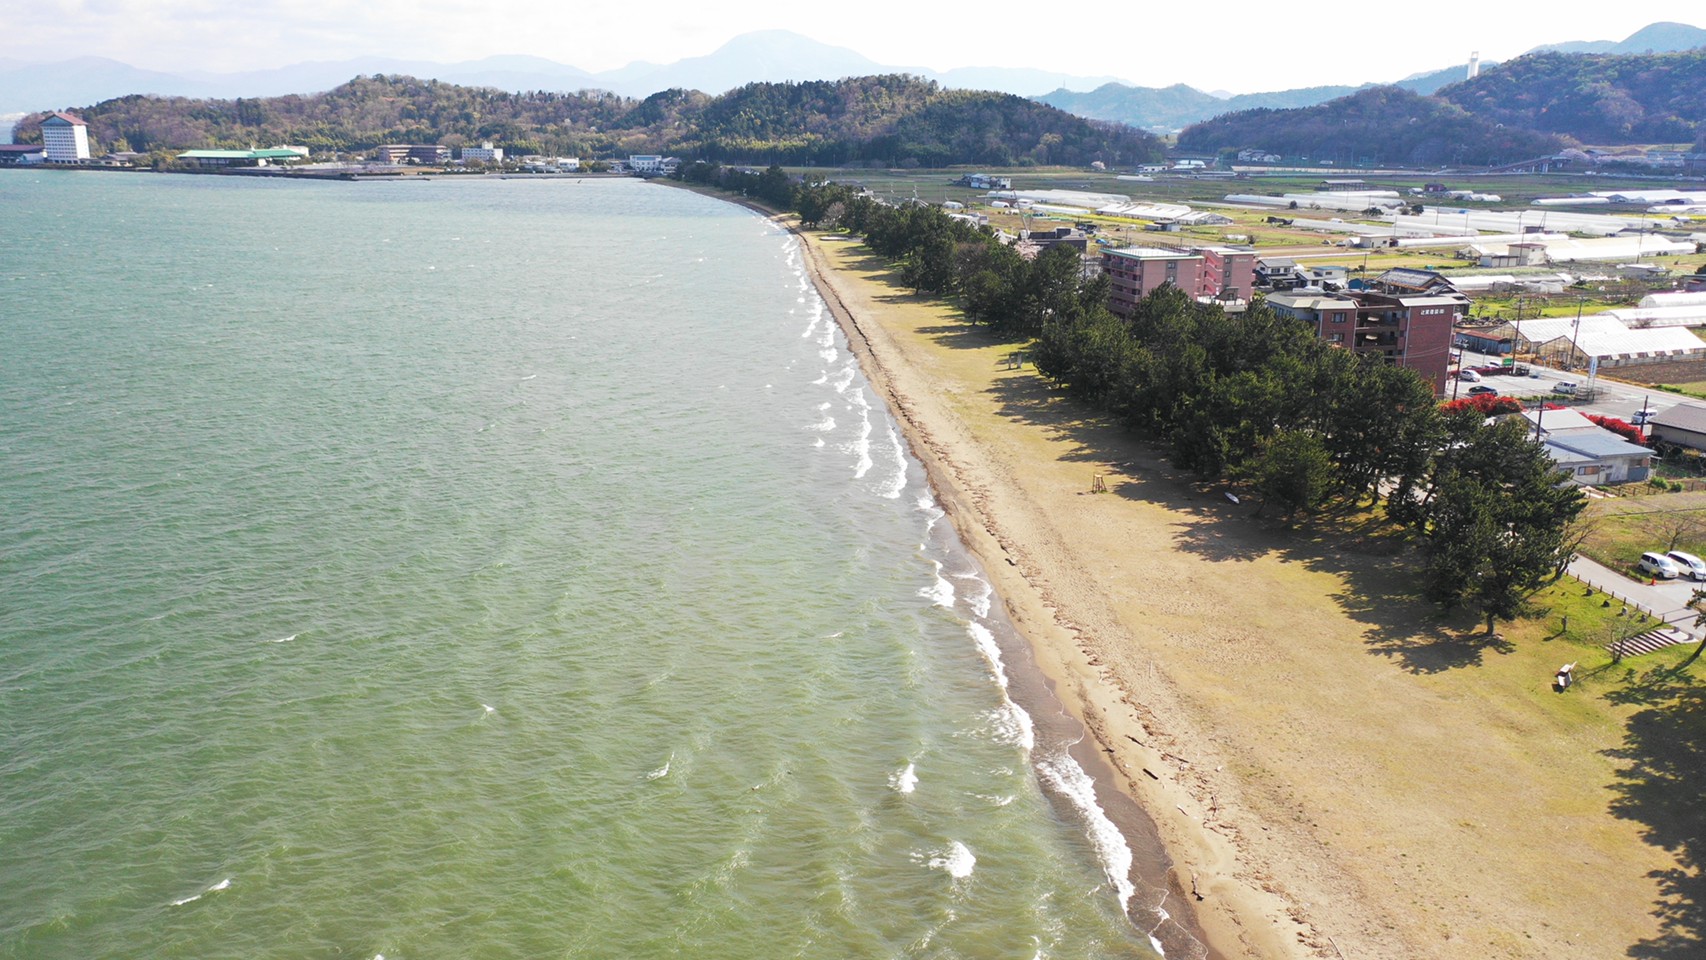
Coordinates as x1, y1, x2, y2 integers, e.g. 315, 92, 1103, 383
1448, 348, 1680, 426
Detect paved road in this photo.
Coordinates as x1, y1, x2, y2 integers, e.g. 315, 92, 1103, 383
1567, 554, 1704, 637
1448, 348, 1683, 427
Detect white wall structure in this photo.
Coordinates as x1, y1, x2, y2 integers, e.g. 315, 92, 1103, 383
461, 142, 503, 162
40, 112, 89, 162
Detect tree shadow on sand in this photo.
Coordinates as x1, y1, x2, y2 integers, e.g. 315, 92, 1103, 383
976, 364, 1496, 674
1601, 667, 1706, 958
833, 248, 1703, 960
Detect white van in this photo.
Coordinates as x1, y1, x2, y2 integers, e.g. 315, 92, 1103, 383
1638, 552, 1682, 579
1667, 550, 1706, 581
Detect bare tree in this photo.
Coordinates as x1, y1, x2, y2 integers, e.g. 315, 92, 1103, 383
1653, 509, 1704, 553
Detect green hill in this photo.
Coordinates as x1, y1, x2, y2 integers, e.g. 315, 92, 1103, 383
1435, 50, 1706, 144
10, 73, 1162, 168
1175, 86, 1562, 166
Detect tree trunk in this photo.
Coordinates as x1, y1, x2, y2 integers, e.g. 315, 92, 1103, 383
1680, 636, 1706, 672
1486, 612, 1498, 637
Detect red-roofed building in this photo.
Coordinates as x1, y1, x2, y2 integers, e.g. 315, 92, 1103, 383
0, 144, 46, 166
41, 112, 90, 162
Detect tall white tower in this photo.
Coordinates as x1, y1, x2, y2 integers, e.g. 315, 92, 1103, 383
1467, 51, 1481, 80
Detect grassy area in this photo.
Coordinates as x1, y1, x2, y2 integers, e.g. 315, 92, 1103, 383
1579, 492, 1706, 571
1529, 578, 1666, 649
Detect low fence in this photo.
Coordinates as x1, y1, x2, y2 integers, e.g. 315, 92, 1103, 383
1568, 566, 1698, 634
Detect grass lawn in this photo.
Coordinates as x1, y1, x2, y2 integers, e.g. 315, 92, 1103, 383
1580, 491, 1706, 571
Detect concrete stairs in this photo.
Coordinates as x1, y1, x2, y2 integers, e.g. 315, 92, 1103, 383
1611, 626, 1696, 658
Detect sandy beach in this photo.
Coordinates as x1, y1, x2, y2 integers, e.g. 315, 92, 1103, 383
783, 220, 1685, 960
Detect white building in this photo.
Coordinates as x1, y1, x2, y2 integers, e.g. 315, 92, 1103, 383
461, 142, 503, 162
628, 154, 664, 173
40, 112, 90, 162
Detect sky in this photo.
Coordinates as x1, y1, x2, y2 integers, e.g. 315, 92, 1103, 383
3, 2, 1687, 92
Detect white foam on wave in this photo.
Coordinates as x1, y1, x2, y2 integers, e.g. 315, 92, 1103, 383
890, 762, 919, 794
646, 754, 673, 781
171, 877, 232, 906
1036, 750, 1137, 913
920, 841, 976, 879
880, 422, 907, 499
848, 391, 874, 479
519, 374, 537, 381
481, 703, 496, 715
809, 415, 836, 433
919, 560, 954, 608
955, 574, 993, 619
830, 364, 856, 394
813, 437, 825, 448
800, 298, 825, 340
967, 623, 1008, 691
975, 793, 1016, 807
268, 634, 296, 644
983, 701, 1037, 751
916, 495, 943, 535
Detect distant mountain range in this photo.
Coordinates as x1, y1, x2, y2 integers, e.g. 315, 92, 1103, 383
1038, 22, 1706, 133
4, 22, 1702, 143
0, 30, 1127, 128
1529, 20, 1706, 55
7, 73, 1164, 168
1177, 49, 1706, 164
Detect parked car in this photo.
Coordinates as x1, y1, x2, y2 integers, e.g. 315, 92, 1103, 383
1668, 551, 1706, 581
1633, 409, 1654, 426
1552, 382, 1578, 395
1467, 385, 1499, 396
1638, 552, 1682, 579
1458, 370, 1483, 383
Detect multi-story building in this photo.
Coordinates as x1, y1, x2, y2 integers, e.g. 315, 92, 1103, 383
376, 144, 449, 164
40, 112, 90, 162
1101, 245, 1256, 316
461, 142, 503, 163
1265, 290, 1464, 395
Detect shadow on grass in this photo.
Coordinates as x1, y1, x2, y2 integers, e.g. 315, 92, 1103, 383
1600, 664, 1706, 958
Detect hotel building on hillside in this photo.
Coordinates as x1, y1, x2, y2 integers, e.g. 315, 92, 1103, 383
41, 112, 90, 162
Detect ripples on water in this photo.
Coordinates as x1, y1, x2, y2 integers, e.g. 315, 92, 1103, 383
0, 174, 1171, 959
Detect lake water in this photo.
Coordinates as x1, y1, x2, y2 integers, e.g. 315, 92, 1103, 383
0, 172, 1183, 959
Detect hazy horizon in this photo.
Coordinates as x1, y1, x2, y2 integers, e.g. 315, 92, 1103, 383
2, 8, 1693, 95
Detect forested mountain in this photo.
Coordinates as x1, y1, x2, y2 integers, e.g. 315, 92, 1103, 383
10, 73, 1161, 167
1176, 87, 1562, 167
1435, 50, 1706, 144
1178, 49, 1706, 163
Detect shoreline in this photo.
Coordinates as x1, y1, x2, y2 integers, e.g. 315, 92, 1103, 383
657, 180, 1694, 960
786, 226, 1280, 960
666, 179, 1251, 954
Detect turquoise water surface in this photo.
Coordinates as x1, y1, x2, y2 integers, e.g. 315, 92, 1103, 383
0, 172, 1178, 959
